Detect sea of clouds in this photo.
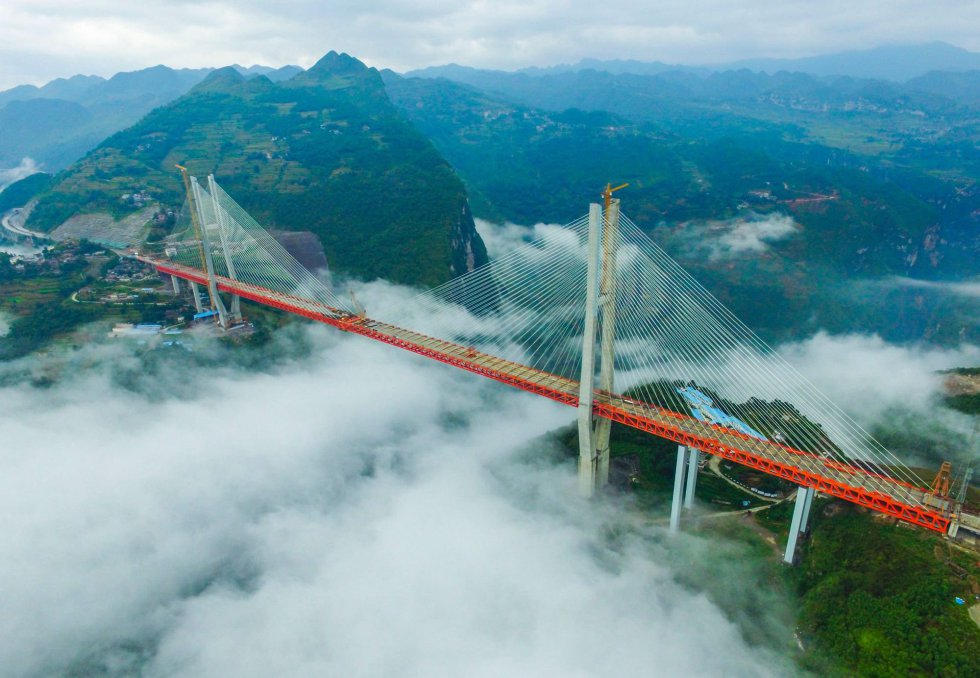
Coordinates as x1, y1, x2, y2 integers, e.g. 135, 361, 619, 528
0, 319, 796, 677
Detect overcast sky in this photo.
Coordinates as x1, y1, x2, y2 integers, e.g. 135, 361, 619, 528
1, 0, 978, 90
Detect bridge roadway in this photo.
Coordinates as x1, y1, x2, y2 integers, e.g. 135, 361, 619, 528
148, 258, 950, 534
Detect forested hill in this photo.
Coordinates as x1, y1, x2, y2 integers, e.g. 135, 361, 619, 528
27, 53, 487, 288
383, 71, 979, 344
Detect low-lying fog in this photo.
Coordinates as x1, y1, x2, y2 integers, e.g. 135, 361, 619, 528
0, 322, 798, 677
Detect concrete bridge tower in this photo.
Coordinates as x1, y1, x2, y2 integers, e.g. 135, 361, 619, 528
578, 184, 625, 496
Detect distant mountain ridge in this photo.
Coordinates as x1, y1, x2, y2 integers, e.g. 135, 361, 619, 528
718, 42, 980, 82
409, 42, 980, 82
0, 64, 302, 108
4, 41, 976, 174
0, 64, 303, 171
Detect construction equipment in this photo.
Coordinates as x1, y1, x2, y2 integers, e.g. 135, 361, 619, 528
932, 461, 953, 498
349, 289, 366, 318
602, 182, 629, 211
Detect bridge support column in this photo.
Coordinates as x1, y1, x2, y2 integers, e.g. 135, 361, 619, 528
684, 447, 700, 509
189, 281, 204, 314
800, 484, 814, 534
783, 486, 813, 564
577, 203, 602, 497
171, 275, 181, 294
670, 445, 687, 533
578, 196, 621, 497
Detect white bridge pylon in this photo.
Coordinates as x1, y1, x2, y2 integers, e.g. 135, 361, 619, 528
578, 199, 621, 497
164, 171, 354, 325
185, 173, 243, 328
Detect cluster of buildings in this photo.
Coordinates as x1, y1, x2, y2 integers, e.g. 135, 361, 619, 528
119, 190, 152, 207
1, 241, 101, 276
103, 257, 156, 283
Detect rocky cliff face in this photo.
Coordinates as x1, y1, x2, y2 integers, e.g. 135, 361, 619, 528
450, 200, 487, 277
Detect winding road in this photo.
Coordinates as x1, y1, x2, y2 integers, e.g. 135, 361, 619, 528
707, 455, 782, 503
1, 208, 45, 240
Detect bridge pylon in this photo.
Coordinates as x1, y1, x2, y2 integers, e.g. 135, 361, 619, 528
207, 174, 242, 323
189, 176, 230, 328
578, 194, 621, 497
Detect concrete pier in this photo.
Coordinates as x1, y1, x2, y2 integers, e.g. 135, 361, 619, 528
670, 445, 687, 533
784, 487, 814, 564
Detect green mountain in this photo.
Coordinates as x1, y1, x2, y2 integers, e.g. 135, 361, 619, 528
0, 172, 51, 213
0, 99, 97, 171
0, 66, 210, 170
27, 53, 486, 288
383, 71, 979, 344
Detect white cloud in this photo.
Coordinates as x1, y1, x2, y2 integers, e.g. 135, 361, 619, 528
475, 218, 575, 260
773, 332, 980, 470
778, 332, 980, 422
0, 157, 42, 192
1, 1, 979, 89
0, 317, 792, 677
885, 276, 980, 299
716, 215, 797, 257
677, 213, 798, 260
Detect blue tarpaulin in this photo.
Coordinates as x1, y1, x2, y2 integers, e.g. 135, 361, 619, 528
677, 386, 768, 441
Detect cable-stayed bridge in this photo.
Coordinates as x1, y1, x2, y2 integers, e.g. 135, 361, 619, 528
135, 173, 975, 562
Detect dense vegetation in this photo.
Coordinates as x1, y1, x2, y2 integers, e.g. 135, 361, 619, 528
946, 394, 980, 415
29, 53, 487, 288
402, 65, 980, 180
941, 368, 980, 415
0, 246, 98, 359
795, 507, 980, 676
0, 172, 51, 212
0, 300, 96, 360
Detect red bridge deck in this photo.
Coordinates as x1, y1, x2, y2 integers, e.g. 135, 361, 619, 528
150, 259, 950, 534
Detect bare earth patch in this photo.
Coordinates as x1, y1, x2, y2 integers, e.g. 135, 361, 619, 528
51, 207, 155, 247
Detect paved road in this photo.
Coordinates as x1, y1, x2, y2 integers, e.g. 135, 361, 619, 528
707, 454, 781, 503
696, 491, 796, 522
2, 208, 45, 239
